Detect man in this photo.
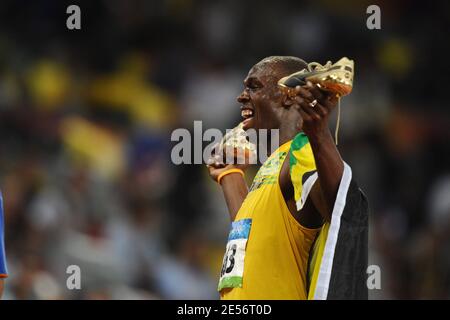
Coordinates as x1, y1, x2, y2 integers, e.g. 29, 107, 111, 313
207, 56, 368, 300
0, 193, 7, 298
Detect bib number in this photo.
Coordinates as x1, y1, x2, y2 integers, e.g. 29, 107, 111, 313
218, 218, 252, 291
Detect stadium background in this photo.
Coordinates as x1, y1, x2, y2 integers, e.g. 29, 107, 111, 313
0, 0, 449, 299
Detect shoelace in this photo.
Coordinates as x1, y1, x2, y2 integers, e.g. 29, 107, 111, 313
306, 60, 333, 72
335, 98, 340, 145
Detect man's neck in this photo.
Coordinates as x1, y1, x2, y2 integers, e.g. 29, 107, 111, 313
278, 121, 300, 146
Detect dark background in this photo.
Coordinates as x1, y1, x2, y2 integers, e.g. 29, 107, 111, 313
0, 0, 449, 299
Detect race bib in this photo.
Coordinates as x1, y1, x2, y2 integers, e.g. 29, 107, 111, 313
218, 218, 252, 291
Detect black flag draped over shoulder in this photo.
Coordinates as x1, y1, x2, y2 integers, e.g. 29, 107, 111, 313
307, 163, 369, 300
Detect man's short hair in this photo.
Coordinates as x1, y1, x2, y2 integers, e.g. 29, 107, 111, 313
254, 56, 308, 77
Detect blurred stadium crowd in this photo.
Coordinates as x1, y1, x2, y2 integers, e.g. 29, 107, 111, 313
0, 0, 449, 299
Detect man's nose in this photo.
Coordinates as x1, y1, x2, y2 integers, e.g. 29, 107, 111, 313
237, 89, 250, 103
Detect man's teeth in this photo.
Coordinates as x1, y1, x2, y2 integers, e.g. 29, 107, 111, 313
241, 110, 254, 118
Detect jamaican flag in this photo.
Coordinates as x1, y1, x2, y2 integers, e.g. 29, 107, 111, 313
290, 133, 369, 300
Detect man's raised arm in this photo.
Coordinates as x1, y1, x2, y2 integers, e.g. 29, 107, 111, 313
292, 82, 344, 221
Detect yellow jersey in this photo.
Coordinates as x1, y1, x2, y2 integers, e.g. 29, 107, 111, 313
219, 136, 319, 300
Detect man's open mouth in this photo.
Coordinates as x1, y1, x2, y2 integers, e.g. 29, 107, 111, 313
241, 107, 255, 130
241, 109, 254, 119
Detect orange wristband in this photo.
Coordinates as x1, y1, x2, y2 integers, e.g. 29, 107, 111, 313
217, 169, 244, 185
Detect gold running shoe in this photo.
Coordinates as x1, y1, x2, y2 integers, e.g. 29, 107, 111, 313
219, 122, 256, 164
278, 57, 354, 97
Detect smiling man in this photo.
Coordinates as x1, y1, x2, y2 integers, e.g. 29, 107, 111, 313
207, 56, 368, 300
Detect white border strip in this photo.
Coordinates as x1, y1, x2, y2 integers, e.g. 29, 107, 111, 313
313, 162, 352, 300
296, 172, 318, 211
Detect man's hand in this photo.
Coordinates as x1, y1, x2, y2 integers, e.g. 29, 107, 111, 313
292, 81, 339, 139
206, 155, 246, 182
206, 145, 251, 221
206, 144, 252, 182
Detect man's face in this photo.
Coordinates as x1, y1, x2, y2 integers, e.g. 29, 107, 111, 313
238, 62, 286, 131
